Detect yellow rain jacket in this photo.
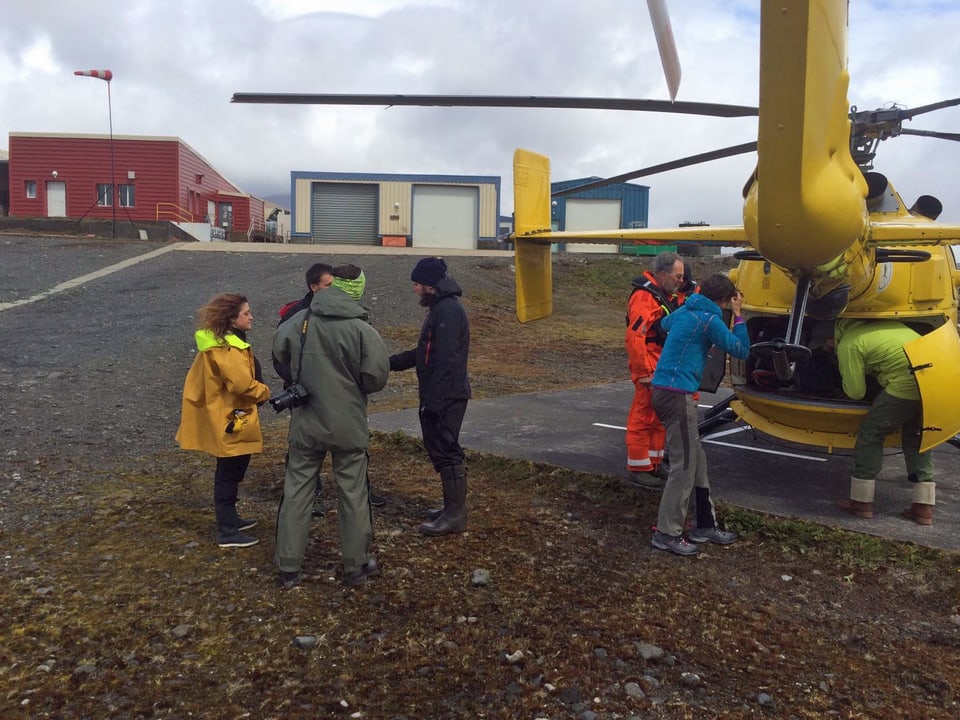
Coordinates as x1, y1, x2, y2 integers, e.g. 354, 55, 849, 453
175, 329, 271, 457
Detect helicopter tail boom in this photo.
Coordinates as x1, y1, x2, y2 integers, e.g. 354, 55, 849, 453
748, 0, 868, 270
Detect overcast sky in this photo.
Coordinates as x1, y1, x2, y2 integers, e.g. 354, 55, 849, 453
3, 0, 960, 227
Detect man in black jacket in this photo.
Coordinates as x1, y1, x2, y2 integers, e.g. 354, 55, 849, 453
389, 257, 471, 536
273, 262, 334, 386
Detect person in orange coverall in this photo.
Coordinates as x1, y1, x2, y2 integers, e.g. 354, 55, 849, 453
624, 251, 687, 488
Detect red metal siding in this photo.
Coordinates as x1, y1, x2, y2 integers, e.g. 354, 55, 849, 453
177, 143, 263, 233
8, 133, 264, 233
9, 135, 180, 221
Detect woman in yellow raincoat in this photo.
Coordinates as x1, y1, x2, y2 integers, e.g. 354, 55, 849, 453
176, 294, 270, 547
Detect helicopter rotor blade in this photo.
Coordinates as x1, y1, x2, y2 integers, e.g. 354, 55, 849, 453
900, 96, 960, 120
231, 92, 758, 118
551, 141, 757, 197
900, 128, 960, 142
647, 0, 681, 101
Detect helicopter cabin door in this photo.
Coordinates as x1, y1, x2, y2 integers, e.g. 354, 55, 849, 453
903, 322, 960, 452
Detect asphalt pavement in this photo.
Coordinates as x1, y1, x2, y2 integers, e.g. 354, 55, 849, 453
370, 383, 960, 552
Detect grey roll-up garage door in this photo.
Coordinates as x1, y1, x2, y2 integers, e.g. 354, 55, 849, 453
310, 182, 379, 244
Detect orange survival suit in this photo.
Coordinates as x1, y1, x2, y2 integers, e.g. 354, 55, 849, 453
625, 270, 683, 475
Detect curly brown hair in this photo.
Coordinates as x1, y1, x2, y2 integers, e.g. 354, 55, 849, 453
196, 293, 247, 340
698, 273, 737, 304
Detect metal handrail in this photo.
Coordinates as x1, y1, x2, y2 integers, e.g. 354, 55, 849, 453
156, 203, 193, 222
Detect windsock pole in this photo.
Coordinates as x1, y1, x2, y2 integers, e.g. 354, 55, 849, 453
74, 70, 116, 237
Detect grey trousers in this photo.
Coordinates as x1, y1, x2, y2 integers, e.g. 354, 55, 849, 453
275, 442, 372, 573
652, 388, 710, 537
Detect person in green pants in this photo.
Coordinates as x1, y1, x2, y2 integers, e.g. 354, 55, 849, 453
830, 319, 936, 525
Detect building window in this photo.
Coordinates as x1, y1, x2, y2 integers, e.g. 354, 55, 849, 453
118, 184, 135, 208
97, 184, 113, 207
25, 180, 37, 199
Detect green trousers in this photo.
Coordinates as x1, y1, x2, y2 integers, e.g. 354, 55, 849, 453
853, 390, 933, 482
275, 442, 372, 573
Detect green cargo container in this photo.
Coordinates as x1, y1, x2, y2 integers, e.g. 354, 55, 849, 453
620, 244, 677, 256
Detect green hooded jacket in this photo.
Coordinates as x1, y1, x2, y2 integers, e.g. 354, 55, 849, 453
272, 287, 389, 450
834, 319, 920, 401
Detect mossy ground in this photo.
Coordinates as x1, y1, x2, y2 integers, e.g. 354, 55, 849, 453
3, 254, 959, 719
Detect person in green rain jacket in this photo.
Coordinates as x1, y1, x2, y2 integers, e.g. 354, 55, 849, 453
272, 283, 390, 588
176, 294, 271, 548
831, 318, 936, 525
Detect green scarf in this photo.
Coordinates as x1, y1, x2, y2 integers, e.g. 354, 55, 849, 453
332, 271, 366, 300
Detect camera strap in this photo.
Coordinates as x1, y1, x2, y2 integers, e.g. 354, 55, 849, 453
294, 310, 310, 385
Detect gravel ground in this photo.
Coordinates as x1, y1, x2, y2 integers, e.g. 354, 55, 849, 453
0, 234, 517, 532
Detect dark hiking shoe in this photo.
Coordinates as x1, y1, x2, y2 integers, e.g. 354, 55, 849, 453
369, 492, 387, 508
238, 518, 257, 531
312, 497, 325, 518
651, 531, 699, 556
688, 526, 737, 545
217, 531, 259, 548
343, 558, 381, 586
278, 570, 302, 590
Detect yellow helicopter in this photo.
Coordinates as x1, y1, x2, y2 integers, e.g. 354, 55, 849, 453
233, 0, 960, 454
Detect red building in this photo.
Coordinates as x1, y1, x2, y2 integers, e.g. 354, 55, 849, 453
7, 133, 264, 240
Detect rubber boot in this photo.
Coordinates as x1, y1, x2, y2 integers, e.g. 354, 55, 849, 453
425, 476, 444, 521
835, 476, 875, 518
420, 465, 466, 536
215, 501, 239, 535
694, 486, 717, 530
902, 481, 935, 525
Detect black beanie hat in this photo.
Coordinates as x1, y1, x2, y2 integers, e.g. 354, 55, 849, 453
410, 257, 447, 287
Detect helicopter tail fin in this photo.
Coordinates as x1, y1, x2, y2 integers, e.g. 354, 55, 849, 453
512, 148, 554, 322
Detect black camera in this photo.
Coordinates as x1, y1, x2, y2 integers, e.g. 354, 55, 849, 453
269, 383, 310, 412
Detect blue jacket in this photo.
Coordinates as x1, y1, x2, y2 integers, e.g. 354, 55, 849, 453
652, 293, 750, 393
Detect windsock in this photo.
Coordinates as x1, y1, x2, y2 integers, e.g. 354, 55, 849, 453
74, 69, 113, 81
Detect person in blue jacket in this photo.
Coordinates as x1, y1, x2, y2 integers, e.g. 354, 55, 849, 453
650, 273, 750, 556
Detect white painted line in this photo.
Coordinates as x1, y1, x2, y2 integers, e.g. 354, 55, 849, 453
701, 426, 751, 439
595, 420, 824, 462
0, 244, 180, 313
702, 439, 827, 461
